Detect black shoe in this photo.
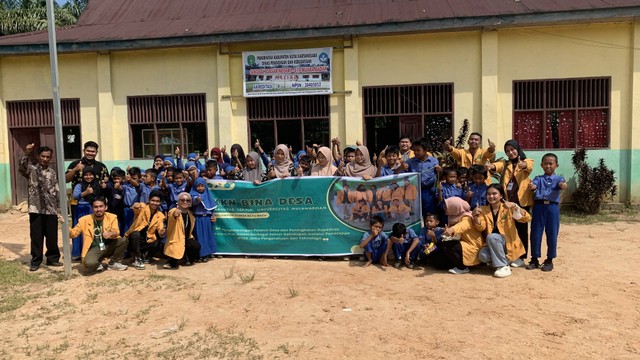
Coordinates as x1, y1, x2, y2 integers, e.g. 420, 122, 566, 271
47, 261, 63, 267
541, 259, 554, 272
199, 257, 209, 263
29, 264, 39, 271
71, 256, 82, 263
525, 259, 540, 270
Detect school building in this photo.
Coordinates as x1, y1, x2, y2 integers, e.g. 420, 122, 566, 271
0, 0, 639, 208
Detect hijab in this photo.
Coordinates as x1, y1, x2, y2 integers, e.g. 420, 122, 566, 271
344, 146, 377, 178
80, 165, 100, 202
504, 139, 527, 163
310, 147, 337, 176
185, 161, 199, 177
163, 156, 175, 168
190, 178, 216, 211
445, 197, 472, 225
242, 151, 263, 182
273, 144, 293, 178
210, 147, 223, 164
294, 150, 307, 167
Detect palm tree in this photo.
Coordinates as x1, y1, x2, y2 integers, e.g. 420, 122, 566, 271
0, 0, 87, 36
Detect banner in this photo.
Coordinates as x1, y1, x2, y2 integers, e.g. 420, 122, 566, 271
208, 173, 422, 256
242, 47, 332, 97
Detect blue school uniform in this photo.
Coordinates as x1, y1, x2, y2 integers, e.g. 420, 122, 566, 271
191, 178, 217, 258
391, 228, 421, 263
122, 182, 141, 233
468, 183, 488, 209
139, 183, 160, 204
167, 182, 188, 210
378, 165, 395, 177
406, 156, 438, 214
530, 173, 564, 259
71, 182, 98, 257
361, 230, 389, 264
439, 183, 465, 224
103, 182, 126, 236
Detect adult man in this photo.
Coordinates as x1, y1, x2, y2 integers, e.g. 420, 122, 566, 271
65, 141, 109, 187
68, 196, 128, 273
125, 190, 166, 270
398, 135, 414, 162
444, 132, 496, 184
19, 143, 62, 271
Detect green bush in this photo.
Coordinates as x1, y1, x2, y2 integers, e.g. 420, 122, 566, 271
571, 148, 616, 214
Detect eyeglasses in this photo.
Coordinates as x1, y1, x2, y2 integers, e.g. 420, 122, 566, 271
179, 199, 191, 203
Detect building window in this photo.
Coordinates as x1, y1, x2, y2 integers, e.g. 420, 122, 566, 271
247, 95, 330, 153
363, 83, 453, 155
513, 77, 610, 150
6, 98, 81, 160
128, 94, 207, 159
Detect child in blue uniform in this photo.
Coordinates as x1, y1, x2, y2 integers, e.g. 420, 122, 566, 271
190, 178, 217, 261
122, 167, 142, 234
526, 153, 567, 271
406, 137, 439, 215
359, 215, 389, 267
467, 165, 488, 210
71, 166, 100, 259
387, 222, 420, 268
404, 213, 443, 267
438, 167, 464, 225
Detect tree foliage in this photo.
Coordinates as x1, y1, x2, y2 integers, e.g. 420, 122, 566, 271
0, 0, 87, 36
571, 148, 617, 214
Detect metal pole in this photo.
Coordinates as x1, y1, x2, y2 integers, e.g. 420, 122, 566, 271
46, 0, 72, 278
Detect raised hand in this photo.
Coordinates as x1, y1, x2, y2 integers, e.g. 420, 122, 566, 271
25, 143, 35, 154
517, 156, 527, 170
528, 182, 537, 191
444, 137, 453, 150
443, 224, 454, 237
473, 206, 483, 217
221, 145, 227, 154
484, 160, 494, 172
355, 139, 362, 147
487, 138, 496, 151
175, 147, 181, 157
558, 179, 568, 190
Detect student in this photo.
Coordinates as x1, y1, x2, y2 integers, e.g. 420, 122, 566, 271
229, 144, 246, 170
358, 215, 390, 267
444, 132, 495, 185
139, 168, 160, 204
164, 192, 200, 269
398, 135, 414, 162
437, 167, 464, 224
526, 153, 567, 271
387, 223, 420, 268
310, 146, 338, 176
354, 184, 373, 203
71, 165, 100, 260
376, 145, 404, 177
441, 197, 486, 274
103, 168, 127, 236
184, 162, 199, 183
388, 198, 410, 221
351, 199, 370, 222
466, 165, 488, 210
68, 196, 128, 273
344, 146, 377, 180
456, 167, 469, 191
268, 144, 298, 179
486, 139, 534, 267
190, 178, 217, 261
186, 152, 206, 172
165, 170, 189, 210
122, 167, 143, 233
406, 137, 440, 215
126, 190, 167, 270
298, 155, 312, 176
474, 184, 532, 278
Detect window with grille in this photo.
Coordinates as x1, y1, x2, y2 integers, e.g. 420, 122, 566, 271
362, 83, 453, 155
127, 94, 207, 159
247, 95, 330, 153
513, 77, 610, 150
6, 98, 82, 159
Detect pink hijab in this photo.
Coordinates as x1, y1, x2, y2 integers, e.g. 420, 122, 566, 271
344, 146, 377, 178
445, 197, 472, 225
273, 144, 293, 178
310, 147, 337, 176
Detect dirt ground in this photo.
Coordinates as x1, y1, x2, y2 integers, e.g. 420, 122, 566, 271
0, 209, 639, 360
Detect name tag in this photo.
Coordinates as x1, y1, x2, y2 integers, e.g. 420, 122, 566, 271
506, 182, 514, 191
114, 194, 122, 200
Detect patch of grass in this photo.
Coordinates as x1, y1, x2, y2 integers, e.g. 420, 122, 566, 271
0, 259, 40, 289
86, 292, 98, 303
276, 343, 292, 355
237, 271, 255, 284
156, 326, 262, 360
134, 306, 155, 325
188, 292, 201, 302
287, 283, 300, 298
224, 265, 236, 279
0, 293, 32, 314
52, 340, 70, 354
177, 316, 187, 331
560, 207, 638, 224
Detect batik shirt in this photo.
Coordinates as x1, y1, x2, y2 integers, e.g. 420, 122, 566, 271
19, 155, 60, 215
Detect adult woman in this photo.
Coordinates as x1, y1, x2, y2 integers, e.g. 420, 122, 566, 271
344, 145, 377, 180
441, 197, 485, 274
164, 192, 200, 269
485, 139, 533, 267
473, 184, 531, 278
310, 146, 338, 176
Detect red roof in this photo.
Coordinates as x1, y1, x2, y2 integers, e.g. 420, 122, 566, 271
0, 0, 639, 49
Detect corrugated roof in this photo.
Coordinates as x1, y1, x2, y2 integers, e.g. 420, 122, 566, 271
0, 0, 639, 50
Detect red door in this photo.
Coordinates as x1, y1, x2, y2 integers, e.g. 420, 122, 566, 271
399, 115, 422, 140
9, 128, 58, 205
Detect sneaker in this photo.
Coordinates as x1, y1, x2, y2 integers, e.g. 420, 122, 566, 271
393, 261, 402, 268
510, 258, 525, 268
525, 259, 540, 270
408, 263, 415, 269
134, 258, 145, 270
448, 267, 470, 274
108, 262, 128, 271
163, 263, 179, 270
142, 258, 151, 264
493, 266, 512, 278
358, 256, 366, 262
96, 263, 108, 272
541, 260, 554, 272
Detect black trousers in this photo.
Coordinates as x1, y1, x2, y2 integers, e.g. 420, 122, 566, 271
29, 213, 60, 266
128, 231, 162, 260
441, 240, 465, 269
167, 238, 201, 266
515, 206, 530, 259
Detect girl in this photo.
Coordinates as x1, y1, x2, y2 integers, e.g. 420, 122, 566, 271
473, 184, 531, 278
310, 146, 338, 176
440, 197, 485, 274
164, 192, 200, 269
232, 151, 267, 184
344, 146, 377, 180
268, 144, 297, 179
190, 178, 217, 262
486, 139, 534, 266
230, 144, 246, 169
71, 166, 100, 259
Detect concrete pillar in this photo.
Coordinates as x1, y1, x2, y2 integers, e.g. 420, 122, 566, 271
481, 30, 500, 143
96, 53, 115, 161
343, 38, 362, 144
630, 20, 640, 203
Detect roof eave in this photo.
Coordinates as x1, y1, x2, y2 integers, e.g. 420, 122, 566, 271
0, 7, 638, 56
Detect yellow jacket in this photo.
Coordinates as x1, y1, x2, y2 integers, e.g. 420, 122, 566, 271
69, 212, 119, 259
451, 147, 495, 185
474, 203, 531, 262
492, 159, 534, 207
164, 208, 195, 259
449, 216, 485, 266
125, 203, 166, 243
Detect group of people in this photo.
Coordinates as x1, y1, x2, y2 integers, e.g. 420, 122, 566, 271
21, 132, 566, 278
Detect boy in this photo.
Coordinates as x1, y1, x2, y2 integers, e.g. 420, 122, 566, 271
406, 137, 440, 215
122, 167, 143, 234
438, 167, 464, 224
165, 170, 189, 210
526, 153, 567, 271
466, 165, 488, 210
139, 168, 160, 204
387, 223, 420, 268
359, 215, 389, 267
103, 168, 126, 235
405, 213, 442, 266
298, 155, 312, 176
376, 145, 404, 177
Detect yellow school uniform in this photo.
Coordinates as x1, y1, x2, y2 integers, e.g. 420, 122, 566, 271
164, 208, 195, 260
69, 212, 120, 259
451, 147, 495, 185
449, 216, 485, 266
125, 203, 166, 243
474, 203, 531, 262
492, 159, 534, 207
